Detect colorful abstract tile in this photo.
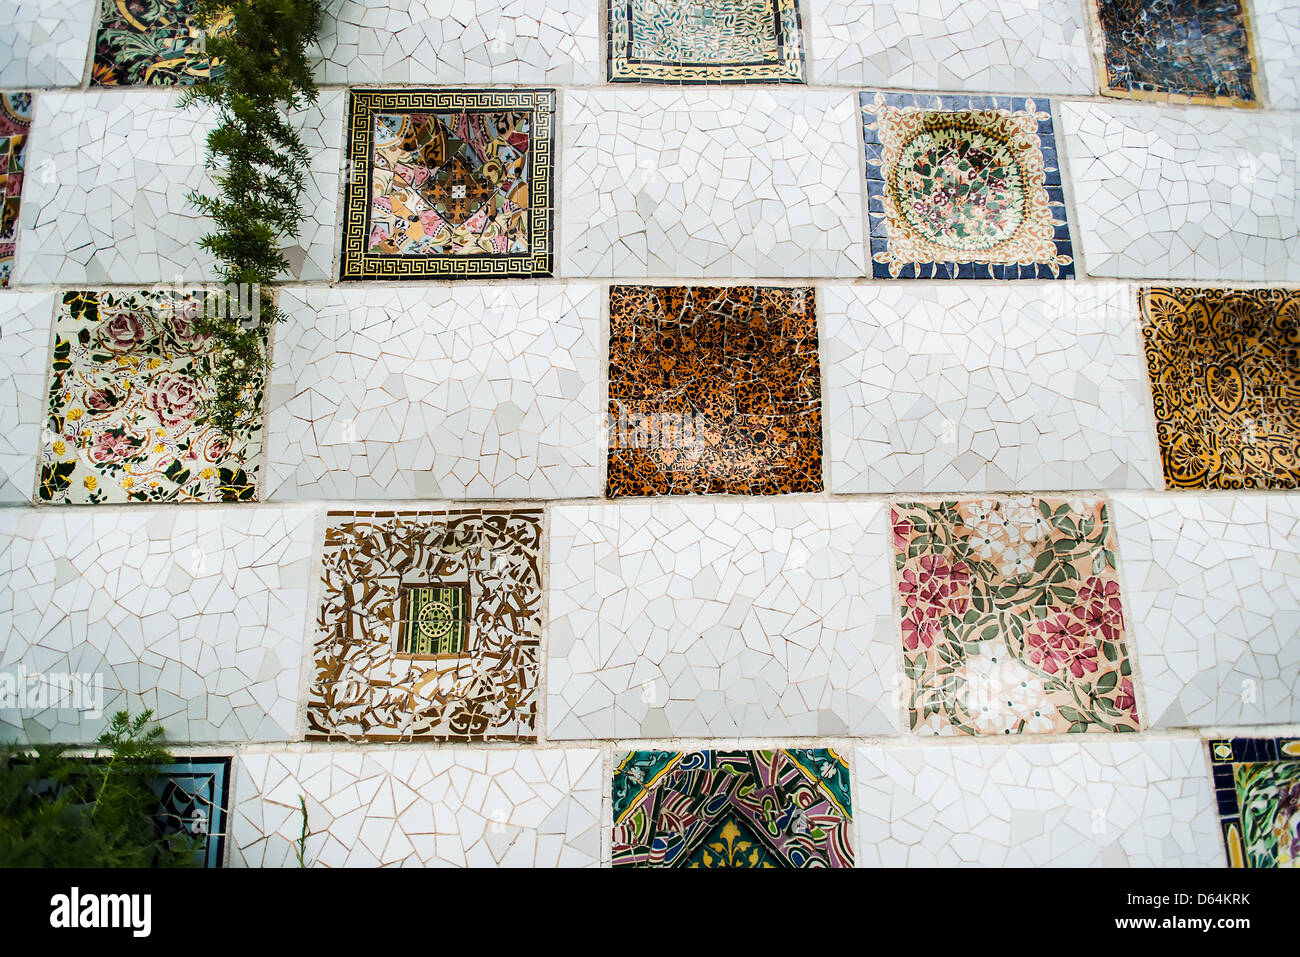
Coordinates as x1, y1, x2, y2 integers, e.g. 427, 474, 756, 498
306, 509, 541, 742
606, 285, 822, 496
1091, 0, 1259, 106
39, 290, 264, 504
892, 497, 1140, 736
612, 750, 853, 868
608, 0, 805, 83
1141, 287, 1299, 490
153, 758, 232, 868
91, 0, 232, 86
0, 91, 32, 289
340, 88, 554, 280
860, 91, 1074, 280
1209, 736, 1300, 868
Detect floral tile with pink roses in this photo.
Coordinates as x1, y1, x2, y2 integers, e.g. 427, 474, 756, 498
892, 496, 1140, 737
38, 289, 265, 505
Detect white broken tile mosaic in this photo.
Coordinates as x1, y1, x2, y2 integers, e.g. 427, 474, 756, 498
560, 89, 867, 278
1059, 100, 1299, 282
824, 283, 1161, 493
1256, 0, 1300, 110
1114, 494, 1300, 729
547, 501, 900, 739
0, 0, 96, 88
0, 506, 315, 743
315, 0, 600, 84
230, 749, 602, 867
810, 0, 1093, 94
855, 740, 1223, 866
0, 291, 53, 503
14, 90, 343, 285
266, 285, 601, 500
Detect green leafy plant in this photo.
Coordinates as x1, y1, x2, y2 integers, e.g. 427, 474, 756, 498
181, 0, 324, 437
0, 710, 201, 867
294, 793, 311, 867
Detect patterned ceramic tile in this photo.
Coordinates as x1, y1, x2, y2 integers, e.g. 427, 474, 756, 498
0, 1, 96, 88
266, 284, 601, 500
825, 284, 1160, 492
1141, 287, 1298, 490
316, 0, 601, 85
307, 508, 541, 742
16, 90, 343, 284
0, 506, 314, 744
91, 0, 232, 86
1255, 0, 1300, 109
1113, 495, 1300, 728
893, 497, 1140, 736
608, 0, 804, 84
0, 91, 32, 289
561, 89, 866, 277
607, 285, 821, 497
1209, 736, 1300, 868
612, 750, 853, 867
547, 501, 899, 738
812, 0, 1093, 93
1091, 0, 1259, 106
38, 290, 264, 505
0, 292, 53, 502
155, 757, 232, 868
340, 88, 554, 280
1060, 101, 1299, 281
857, 740, 1223, 866
860, 91, 1073, 280
231, 749, 602, 867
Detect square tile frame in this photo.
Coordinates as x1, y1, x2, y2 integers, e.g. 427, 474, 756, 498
340, 88, 554, 280
607, 0, 806, 84
1209, 736, 1300, 868
154, 757, 232, 869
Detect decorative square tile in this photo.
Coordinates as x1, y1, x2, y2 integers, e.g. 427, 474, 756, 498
1091, 0, 1259, 106
892, 497, 1140, 736
606, 285, 821, 496
1210, 736, 1300, 868
306, 508, 541, 742
1141, 287, 1298, 490
0, 91, 32, 288
0, 0, 97, 88
91, 0, 231, 86
608, 0, 805, 84
340, 88, 554, 280
154, 758, 232, 868
38, 290, 265, 504
612, 750, 853, 867
860, 91, 1073, 280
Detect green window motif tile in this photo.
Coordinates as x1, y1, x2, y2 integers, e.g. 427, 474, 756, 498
608, 0, 805, 83
1210, 737, 1300, 868
398, 585, 469, 656
92, 0, 232, 86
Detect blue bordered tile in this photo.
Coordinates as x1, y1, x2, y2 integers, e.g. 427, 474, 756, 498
1206, 736, 1300, 868
154, 757, 232, 868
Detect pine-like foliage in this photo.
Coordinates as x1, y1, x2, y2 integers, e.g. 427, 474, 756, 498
182, 0, 324, 437
0, 711, 201, 867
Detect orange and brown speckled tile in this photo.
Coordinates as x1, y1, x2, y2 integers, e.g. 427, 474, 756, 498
892, 496, 1140, 736
1141, 287, 1299, 490
605, 284, 823, 497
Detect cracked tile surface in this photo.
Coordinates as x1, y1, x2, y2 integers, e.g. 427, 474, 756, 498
1060, 100, 1299, 281
1114, 495, 1300, 729
1255, 0, 1300, 109
230, 749, 602, 867
91, 0, 231, 86
267, 285, 600, 500
856, 740, 1223, 866
811, 0, 1092, 93
0, 506, 314, 743
0, 291, 52, 503
1209, 736, 1300, 868
825, 284, 1159, 493
16, 90, 342, 285
561, 89, 866, 278
307, 508, 542, 742
606, 285, 822, 497
316, 0, 600, 85
547, 501, 899, 739
0, 0, 96, 88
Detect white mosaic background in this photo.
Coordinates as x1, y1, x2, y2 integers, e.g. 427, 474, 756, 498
0, 292, 52, 504
0, 0, 96, 88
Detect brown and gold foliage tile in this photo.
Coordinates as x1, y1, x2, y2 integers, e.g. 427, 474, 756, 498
1141, 287, 1298, 490
307, 509, 541, 742
606, 285, 822, 497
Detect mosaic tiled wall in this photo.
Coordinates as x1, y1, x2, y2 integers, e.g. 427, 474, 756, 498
0, 0, 1297, 868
